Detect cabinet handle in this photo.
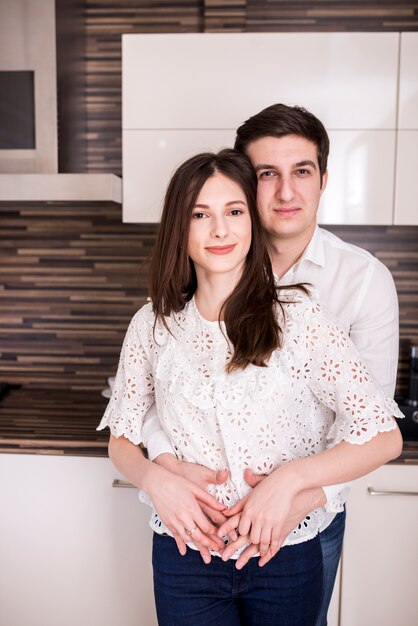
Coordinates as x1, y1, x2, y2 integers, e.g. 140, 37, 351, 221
368, 487, 418, 497
112, 479, 137, 489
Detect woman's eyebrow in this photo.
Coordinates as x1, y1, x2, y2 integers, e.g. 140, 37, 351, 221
194, 200, 247, 208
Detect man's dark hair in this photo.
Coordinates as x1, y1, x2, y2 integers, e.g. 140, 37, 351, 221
234, 103, 330, 186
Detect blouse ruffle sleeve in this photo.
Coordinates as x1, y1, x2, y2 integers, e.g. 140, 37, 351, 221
97, 304, 156, 445
295, 298, 404, 446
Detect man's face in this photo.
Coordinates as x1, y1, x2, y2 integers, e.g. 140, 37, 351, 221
246, 134, 328, 243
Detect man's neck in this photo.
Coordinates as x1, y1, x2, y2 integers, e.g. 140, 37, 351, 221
268, 228, 316, 279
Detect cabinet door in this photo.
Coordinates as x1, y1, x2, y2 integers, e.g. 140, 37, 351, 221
123, 128, 236, 223
123, 33, 398, 130
0, 454, 157, 626
318, 130, 395, 225
398, 33, 418, 129
340, 464, 418, 626
394, 131, 418, 225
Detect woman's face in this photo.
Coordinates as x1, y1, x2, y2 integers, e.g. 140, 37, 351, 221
188, 172, 252, 281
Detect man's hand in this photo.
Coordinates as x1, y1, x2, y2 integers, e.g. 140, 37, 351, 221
218, 468, 327, 567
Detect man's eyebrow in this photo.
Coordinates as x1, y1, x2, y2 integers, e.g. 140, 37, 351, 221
295, 160, 317, 169
254, 160, 318, 172
254, 163, 275, 173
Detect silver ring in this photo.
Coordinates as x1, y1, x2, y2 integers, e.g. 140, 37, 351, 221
186, 525, 197, 537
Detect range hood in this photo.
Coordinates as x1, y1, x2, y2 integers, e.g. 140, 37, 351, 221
0, 0, 122, 205
0, 173, 122, 203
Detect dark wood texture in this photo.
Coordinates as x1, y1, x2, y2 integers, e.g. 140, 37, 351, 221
246, 1, 418, 33
56, 0, 88, 172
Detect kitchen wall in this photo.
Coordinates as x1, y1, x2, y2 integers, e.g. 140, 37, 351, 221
1, 1, 418, 398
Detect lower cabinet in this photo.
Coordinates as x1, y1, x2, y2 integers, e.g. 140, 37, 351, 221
340, 464, 418, 626
2, 454, 415, 626
0, 454, 157, 626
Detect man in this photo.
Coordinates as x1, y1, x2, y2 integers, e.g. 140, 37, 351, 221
142, 104, 399, 625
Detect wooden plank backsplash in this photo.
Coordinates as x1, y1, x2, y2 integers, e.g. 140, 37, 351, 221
1, 204, 417, 399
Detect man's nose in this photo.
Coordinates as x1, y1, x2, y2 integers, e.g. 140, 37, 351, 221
275, 176, 295, 203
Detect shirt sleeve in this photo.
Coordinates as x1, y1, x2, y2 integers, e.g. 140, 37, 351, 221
97, 308, 155, 445
302, 301, 403, 447
349, 259, 399, 397
141, 403, 176, 460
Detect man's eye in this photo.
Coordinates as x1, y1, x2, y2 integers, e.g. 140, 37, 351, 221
259, 171, 276, 178
295, 169, 310, 175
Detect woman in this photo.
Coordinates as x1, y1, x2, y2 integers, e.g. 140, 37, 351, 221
98, 149, 402, 626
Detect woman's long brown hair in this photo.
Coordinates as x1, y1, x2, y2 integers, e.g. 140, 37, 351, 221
148, 149, 295, 371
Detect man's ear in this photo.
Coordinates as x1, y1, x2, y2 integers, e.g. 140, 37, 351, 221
320, 169, 328, 194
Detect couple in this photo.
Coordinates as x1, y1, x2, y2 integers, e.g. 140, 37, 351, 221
98, 104, 403, 626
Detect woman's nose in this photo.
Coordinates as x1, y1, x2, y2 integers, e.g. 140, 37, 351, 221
210, 217, 229, 238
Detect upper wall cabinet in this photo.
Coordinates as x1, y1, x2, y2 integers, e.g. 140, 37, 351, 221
123, 33, 398, 132
394, 34, 418, 225
398, 33, 418, 129
123, 129, 236, 222
318, 130, 395, 225
123, 33, 400, 223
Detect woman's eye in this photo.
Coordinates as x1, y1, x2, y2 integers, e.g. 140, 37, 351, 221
229, 209, 243, 216
192, 212, 206, 219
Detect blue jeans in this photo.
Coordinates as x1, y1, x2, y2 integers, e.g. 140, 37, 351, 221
152, 532, 323, 626
315, 509, 346, 626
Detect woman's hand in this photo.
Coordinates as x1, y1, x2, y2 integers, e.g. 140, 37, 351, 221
154, 454, 230, 527
143, 462, 227, 562
108, 436, 227, 564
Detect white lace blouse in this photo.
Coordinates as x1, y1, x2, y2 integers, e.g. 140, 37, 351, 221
97, 290, 402, 547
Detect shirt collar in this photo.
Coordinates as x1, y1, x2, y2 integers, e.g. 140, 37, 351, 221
277, 226, 325, 284
296, 226, 326, 269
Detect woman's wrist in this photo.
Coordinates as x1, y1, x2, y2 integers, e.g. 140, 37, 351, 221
271, 461, 308, 496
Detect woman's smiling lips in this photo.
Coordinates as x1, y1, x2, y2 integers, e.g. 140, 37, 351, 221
205, 244, 237, 255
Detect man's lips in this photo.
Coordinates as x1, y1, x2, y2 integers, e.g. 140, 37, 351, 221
273, 207, 300, 216
205, 244, 236, 255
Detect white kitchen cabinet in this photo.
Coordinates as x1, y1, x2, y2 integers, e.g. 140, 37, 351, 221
0, 454, 157, 626
394, 131, 418, 225
123, 128, 235, 223
340, 464, 418, 626
398, 33, 418, 129
318, 130, 396, 225
122, 32, 401, 224
123, 33, 398, 131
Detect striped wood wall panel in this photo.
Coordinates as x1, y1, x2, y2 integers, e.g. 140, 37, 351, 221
1, 204, 417, 399
246, 1, 418, 33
